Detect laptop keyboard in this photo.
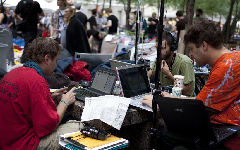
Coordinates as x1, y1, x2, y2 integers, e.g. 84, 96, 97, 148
130, 93, 153, 112
213, 128, 237, 142
75, 88, 102, 100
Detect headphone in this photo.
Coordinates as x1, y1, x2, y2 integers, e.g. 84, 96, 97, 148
164, 31, 177, 51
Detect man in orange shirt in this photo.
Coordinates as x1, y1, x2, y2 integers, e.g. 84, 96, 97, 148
142, 19, 240, 126
184, 19, 240, 126
142, 19, 240, 149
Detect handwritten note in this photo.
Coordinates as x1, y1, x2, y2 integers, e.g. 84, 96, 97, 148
81, 95, 131, 130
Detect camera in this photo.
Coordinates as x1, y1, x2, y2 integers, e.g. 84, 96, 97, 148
81, 126, 109, 140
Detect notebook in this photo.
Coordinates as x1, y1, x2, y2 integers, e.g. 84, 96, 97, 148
75, 67, 117, 101
75, 53, 112, 62
116, 65, 153, 112
59, 131, 129, 150
156, 97, 239, 148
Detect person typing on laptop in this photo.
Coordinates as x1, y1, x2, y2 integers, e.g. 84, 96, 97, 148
0, 38, 82, 150
142, 19, 240, 149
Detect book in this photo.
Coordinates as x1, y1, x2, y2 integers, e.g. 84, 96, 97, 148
59, 131, 129, 150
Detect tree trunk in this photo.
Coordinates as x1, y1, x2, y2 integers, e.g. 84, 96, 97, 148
185, 0, 195, 29
102, 0, 105, 12
225, 0, 236, 43
182, 0, 186, 13
126, 0, 131, 30
236, 1, 239, 16
109, 0, 112, 8
1, 0, 6, 8
184, 0, 195, 55
229, 12, 240, 40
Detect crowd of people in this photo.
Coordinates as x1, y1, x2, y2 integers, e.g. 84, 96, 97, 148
0, 0, 207, 61
0, 0, 239, 149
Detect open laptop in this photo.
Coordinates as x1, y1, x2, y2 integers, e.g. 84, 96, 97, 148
116, 65, 152, 112
110, 59, 143, 71
156, 97, 239, 148
75, 67, 117, 101
75, 53, 112, 62
109, 59, 132, 71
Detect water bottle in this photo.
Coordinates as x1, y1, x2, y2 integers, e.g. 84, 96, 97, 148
113, 81, 121, 95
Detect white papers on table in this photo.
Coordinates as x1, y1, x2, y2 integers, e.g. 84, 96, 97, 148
81, 95, 131, 130
104, 35, 114, 41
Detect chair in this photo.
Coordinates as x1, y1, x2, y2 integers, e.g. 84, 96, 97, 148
0, 27, 15, 66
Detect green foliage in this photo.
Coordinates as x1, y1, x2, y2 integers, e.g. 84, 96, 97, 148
195, 0, 229, 18
163, 0, 230, 19
165, 0, 187, 12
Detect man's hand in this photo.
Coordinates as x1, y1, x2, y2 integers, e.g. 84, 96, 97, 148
51, 87, 68, 103
61, 87, 76, 105
161, 60, 170, 75
161, 92, 173, 98
141, 95, 153, 107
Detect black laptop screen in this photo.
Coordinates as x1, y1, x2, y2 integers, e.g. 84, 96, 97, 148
118, 66, 151, 98
91, 68, 116, 94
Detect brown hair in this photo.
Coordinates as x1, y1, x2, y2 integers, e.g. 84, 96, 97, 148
25, 37, 61, 63
105, 8, 112, 13
184, 19, 223, 49
64, 6, 75, 23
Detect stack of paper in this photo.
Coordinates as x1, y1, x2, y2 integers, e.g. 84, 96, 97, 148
81, 95, 131, 130
59, 131, 129, 150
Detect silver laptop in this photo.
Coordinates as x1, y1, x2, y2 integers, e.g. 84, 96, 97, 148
75, 53, 112, 62
110, 59, 143, 71
116, 65, 152, 112
109, 59, 132, 71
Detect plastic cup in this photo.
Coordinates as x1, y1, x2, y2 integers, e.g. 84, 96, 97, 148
174, 75, 185, 89
172, 87, 182, 98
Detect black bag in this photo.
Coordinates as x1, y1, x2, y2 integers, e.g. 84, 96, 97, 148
16, 21, 27, 32
16, 1, 35, 32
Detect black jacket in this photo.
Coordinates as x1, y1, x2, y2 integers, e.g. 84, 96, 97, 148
66, 16, 91, 56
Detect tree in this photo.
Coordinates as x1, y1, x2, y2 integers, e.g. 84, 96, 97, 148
222, 0, 237, 43
185, 0, 195, 27
184, 0, 195, 55
165, 0, 186, 13
119, 0, 131, 30
166, 0, 229, 20
1, 0, 6, 7
229, 12, 240, 40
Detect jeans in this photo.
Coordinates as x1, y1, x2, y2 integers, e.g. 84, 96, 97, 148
20, 26, 38, 63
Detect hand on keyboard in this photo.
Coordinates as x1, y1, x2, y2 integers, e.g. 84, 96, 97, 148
141, 95, 153, 108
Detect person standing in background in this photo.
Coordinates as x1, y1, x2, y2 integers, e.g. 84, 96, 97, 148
50, 0, 66, 43
103, 8, 118, 34
62, 6, 91, 57
13, 0, 44, 63
88, 9, 97, 31
195, 8, 203, 18
147, 12, 158, 39
96, 10, 107, 32
175, 10, 185, 43
74, 2, 87, 32
133, 11, 147, 35
0, 5, 7, 27
164, 18, 172, 32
